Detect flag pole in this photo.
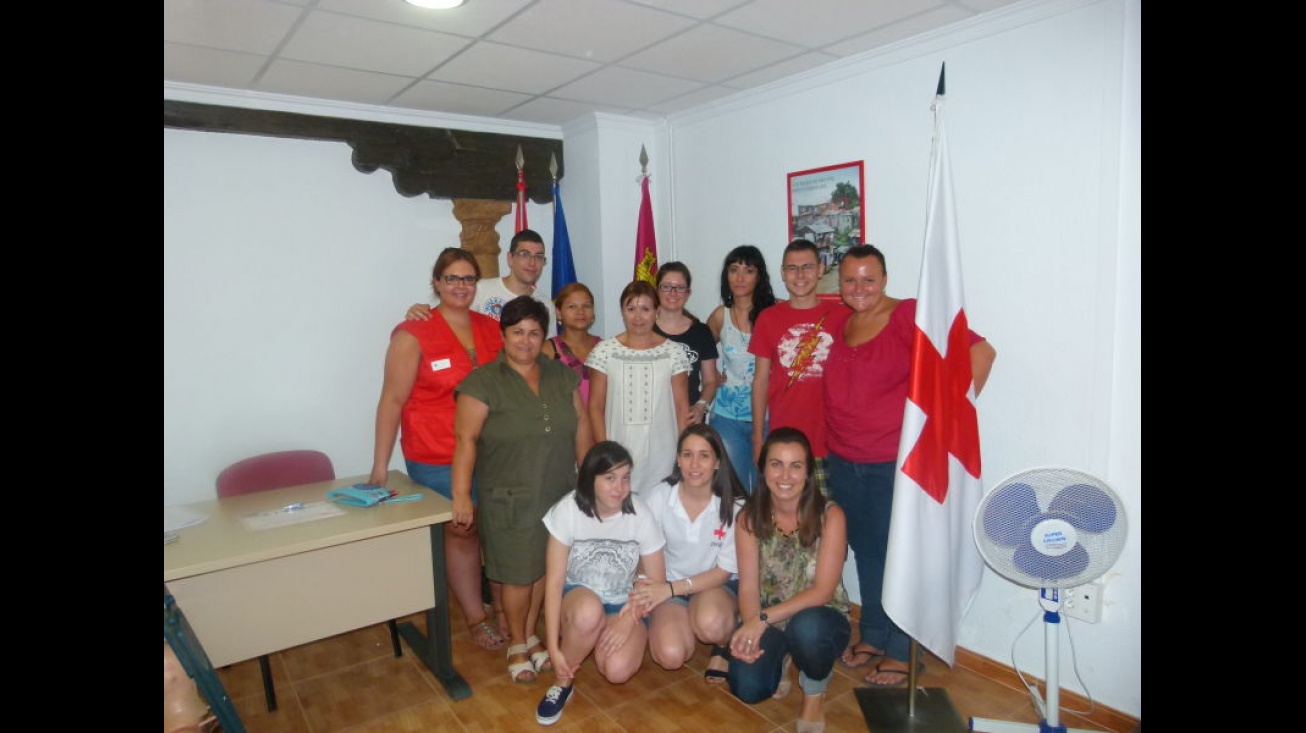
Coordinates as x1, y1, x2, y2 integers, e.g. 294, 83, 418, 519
853, 61, 966, 733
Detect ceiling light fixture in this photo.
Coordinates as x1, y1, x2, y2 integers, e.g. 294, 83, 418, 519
405, 0, 466, 8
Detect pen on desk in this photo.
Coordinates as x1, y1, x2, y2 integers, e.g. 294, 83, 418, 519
281, 502, 305, 512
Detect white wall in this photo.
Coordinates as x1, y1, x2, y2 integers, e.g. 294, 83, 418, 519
164, 0, 1139, 718
164, 129, 554, 505
664, 0, 1140, 718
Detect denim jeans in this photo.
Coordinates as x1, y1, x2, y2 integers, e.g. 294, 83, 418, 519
711, 412, 761, 494
827, 452, 909, 662
405, 460, 478, 503
727, 606, 850, 703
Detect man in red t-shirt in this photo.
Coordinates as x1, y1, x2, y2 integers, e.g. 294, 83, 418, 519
749, 239, 849, 495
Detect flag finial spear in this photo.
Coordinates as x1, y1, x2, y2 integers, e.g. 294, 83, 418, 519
549, 152, 558, 181
936, 62, 946, 97
516, 144, 524, 170
639, 144, 649, 177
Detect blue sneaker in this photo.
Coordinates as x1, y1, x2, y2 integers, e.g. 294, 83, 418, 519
535, 682, 574, 726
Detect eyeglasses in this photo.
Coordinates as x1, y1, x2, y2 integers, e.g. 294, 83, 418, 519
512, 251, 548, 264
782, 263, 819, 274
658, 284, 689, 294
441, 274, 478, 285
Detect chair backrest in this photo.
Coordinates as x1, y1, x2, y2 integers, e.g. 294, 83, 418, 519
215, 450, 336, 498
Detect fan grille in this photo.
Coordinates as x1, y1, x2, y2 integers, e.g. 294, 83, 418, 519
974, 467, 1126, 589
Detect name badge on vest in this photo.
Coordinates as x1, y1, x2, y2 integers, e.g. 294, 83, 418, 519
430, 358, 452, 371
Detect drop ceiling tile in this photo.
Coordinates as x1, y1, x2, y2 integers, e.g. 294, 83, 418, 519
627, 0, 751, 20
391, 79, 535, 117
163, 0, 303, 55
621, 23, 802, 83
824, 5, 973, 56
550, 66, 704, 107
488, 0, 696, 63
280, 11, 469, 77
164, 42, 267, 88
429, 42, 601, 95
724, 51, 839, 89
645, 84, 739, 114
256, 59, 415, 105
715, 0, 940, 47
499, 97, 630, 125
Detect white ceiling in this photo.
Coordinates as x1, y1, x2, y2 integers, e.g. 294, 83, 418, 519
164, 0, 1024, 126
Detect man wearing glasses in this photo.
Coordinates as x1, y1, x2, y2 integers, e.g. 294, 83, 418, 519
747, 239, 850, 496
409, 229, 558, 337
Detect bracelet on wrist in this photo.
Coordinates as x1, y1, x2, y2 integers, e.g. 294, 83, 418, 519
668, 581, 676, 598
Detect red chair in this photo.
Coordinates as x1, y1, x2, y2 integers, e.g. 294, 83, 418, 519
215, 450, 402, 711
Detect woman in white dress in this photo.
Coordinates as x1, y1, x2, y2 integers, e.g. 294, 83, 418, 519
587, 280, 691, 496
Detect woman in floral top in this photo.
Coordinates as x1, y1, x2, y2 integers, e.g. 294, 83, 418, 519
727, 427, 851, 733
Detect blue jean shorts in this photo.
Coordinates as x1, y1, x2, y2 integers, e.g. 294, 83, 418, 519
563, 583, 625, 615
405, 460, 477, 502
663, 577, 739, 608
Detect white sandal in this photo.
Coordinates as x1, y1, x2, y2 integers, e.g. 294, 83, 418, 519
526, 634, 553, 672
507, 644, 536, 683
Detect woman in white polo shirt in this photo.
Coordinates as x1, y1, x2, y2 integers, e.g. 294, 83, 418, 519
631, 423, 746, 684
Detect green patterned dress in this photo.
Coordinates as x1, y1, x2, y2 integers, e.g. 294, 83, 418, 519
757, 505, 851, 629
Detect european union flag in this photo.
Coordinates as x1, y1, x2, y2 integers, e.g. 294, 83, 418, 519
551, 178, 577, 298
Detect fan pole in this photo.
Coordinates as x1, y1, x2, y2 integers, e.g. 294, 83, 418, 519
855, 640, 966, 733
970, 610, 1099, 733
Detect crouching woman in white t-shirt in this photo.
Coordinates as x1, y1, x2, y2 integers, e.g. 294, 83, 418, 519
536, 441, 667, 727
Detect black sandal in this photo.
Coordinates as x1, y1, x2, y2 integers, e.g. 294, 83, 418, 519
704, 645, 730, 684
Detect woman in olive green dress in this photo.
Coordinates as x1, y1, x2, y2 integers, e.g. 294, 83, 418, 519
451, 295, 593, 683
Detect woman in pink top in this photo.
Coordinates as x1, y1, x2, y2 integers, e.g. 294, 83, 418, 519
822, 244, 995, 687
543, 282, 601, 405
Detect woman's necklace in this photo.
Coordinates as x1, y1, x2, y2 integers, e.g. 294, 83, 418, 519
772, 510, 800, 537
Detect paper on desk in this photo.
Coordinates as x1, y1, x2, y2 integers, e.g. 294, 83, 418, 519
240, 501, 346, 531
165, 505, 209, 533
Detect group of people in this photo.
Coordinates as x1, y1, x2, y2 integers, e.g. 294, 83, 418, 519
368, 229, 996, 730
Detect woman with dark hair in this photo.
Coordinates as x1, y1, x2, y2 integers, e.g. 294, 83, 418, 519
587, 280, 690, 496
728, 427, 851, 733
542, 281, 601, 405
705, 245, 779, 493
654, 262, 719, 426
368, 246, 507, 652
452, 295, 592, 683
536, 441, 667, 727
634, 423, 746, 684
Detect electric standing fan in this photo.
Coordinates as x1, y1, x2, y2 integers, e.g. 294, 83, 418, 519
969, 467, 1127, 733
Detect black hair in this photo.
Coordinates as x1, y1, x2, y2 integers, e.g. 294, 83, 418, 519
718, 245, 777, 327
500, 295, 549, 334
658, 423, 744, 527
509, 229, 544, 253
784, 238, 820, 259
574, 441, 636, 519
841, 243, 887, 274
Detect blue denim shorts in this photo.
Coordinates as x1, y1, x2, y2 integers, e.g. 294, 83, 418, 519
563, 583, 625, 615
663, 577, 739, 608
405, 460, 477, 502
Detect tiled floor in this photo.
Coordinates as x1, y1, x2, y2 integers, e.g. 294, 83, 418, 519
212, 607, 1129, 733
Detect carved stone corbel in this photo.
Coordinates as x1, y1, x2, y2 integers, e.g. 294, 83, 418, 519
452, 199, 512, 278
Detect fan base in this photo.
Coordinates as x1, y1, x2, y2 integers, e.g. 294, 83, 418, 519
855, 686, 966, 733
971, 717, 1100, 733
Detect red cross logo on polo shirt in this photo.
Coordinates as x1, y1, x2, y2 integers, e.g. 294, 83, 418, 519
714, 525, 727, 540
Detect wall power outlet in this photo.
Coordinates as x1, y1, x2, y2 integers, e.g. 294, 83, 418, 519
1061, 581, 1104, 623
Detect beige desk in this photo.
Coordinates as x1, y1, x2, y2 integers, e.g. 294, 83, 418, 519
163, 471, 470, 699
